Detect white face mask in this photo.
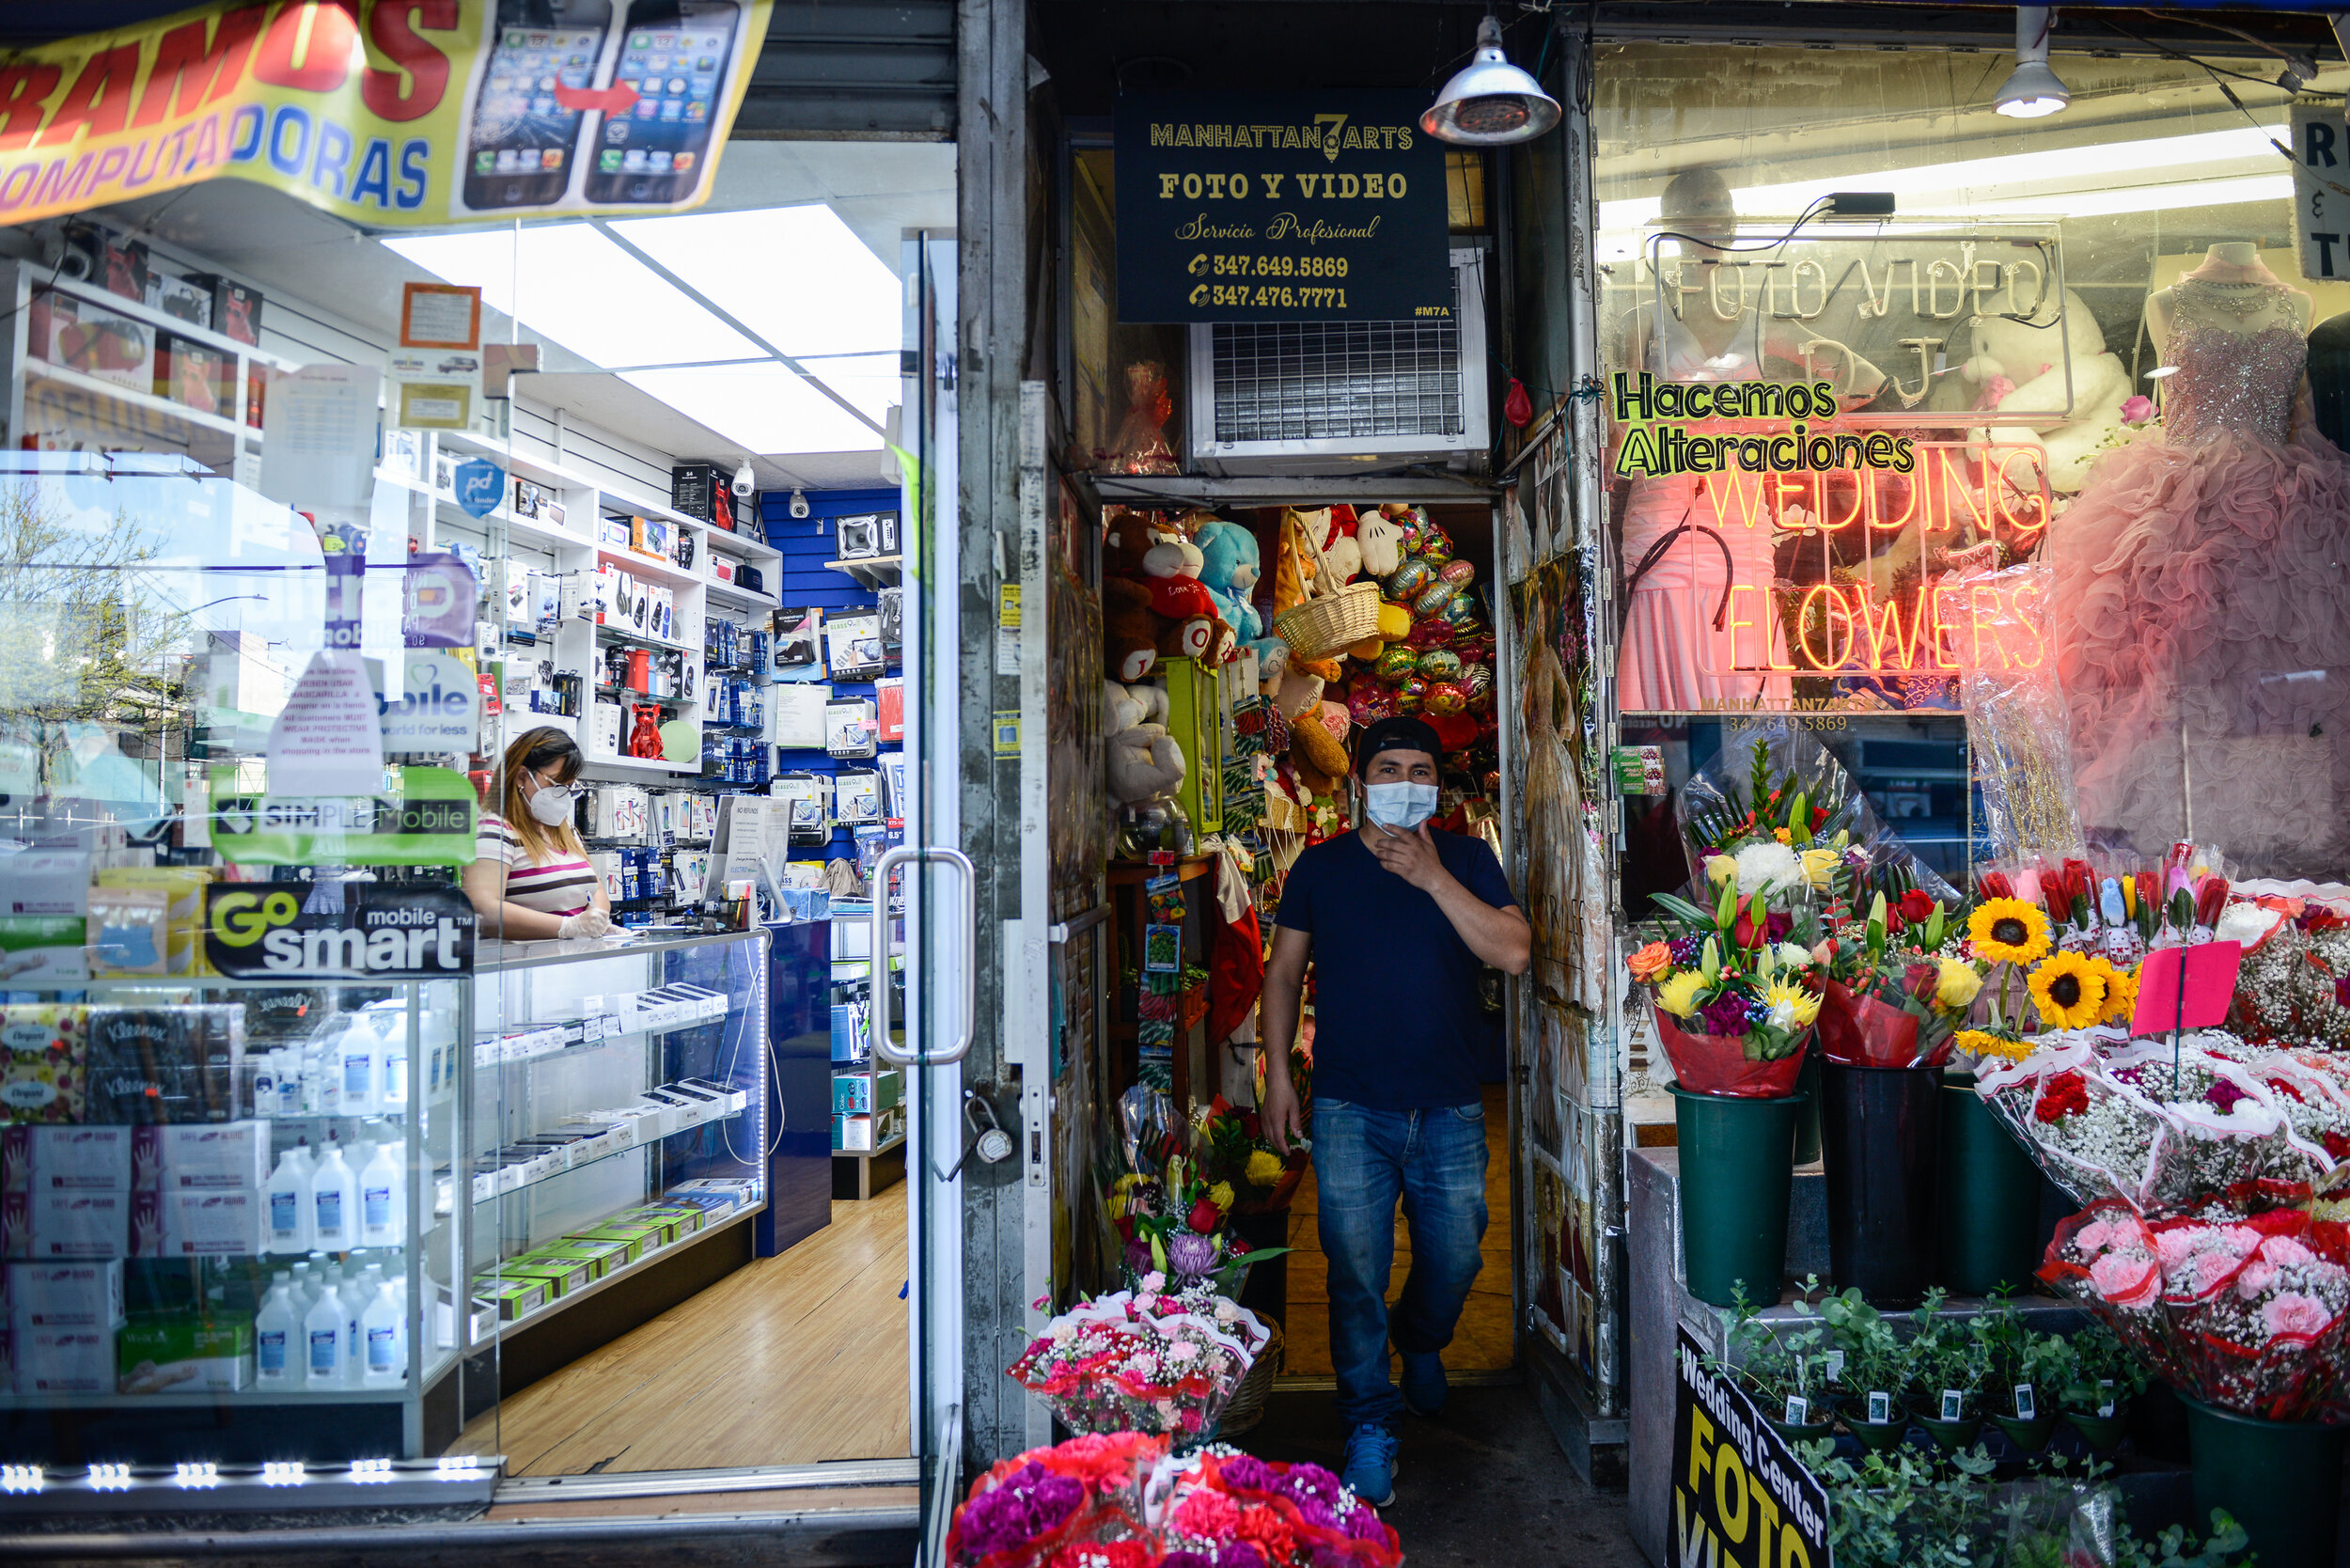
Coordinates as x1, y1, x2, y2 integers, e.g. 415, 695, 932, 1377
1362, 780, 1439, 832
525, 776, 576, 826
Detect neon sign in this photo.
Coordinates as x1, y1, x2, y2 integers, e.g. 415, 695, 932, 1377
1610, 373, 1919, 478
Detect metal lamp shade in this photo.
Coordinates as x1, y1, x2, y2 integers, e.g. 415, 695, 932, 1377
1993, 58, 2069, 118
1420, 17, 1561, 147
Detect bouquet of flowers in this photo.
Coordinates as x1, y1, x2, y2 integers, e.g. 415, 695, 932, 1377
943, 1435, 1402, 1568
1675, 725, 1957, 916
1194, 1096, 1306, 1215
1816, 892, 1983, 1068
1975, 1033, 2350, 1215
1630, 877, 1826, 1098
1151, 1449, 1402, 1568
1007, 1278, 1271, 1439
2042, 1198, 2350, 1421
1113, 1154, 1289, 1296
946, 1432, 1165, 1568
2230, 898, 2350, 1051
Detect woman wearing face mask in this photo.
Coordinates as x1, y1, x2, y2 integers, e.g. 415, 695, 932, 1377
1255, 714, 1530, 1509
462, 728, 615, 941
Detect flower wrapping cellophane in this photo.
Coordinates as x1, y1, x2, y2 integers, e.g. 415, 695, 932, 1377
2041, 1199, 2350, 1421
1654, 1005, 1811, 1099
1977, 1032, 2350, 1215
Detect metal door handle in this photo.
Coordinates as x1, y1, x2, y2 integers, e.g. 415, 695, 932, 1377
870, 845, 976, 1068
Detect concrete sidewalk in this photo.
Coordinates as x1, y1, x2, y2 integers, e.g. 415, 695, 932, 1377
1238, 1384, 1644, 1568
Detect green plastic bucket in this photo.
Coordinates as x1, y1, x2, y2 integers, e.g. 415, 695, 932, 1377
2182, 1395, 2345, 1568
1935, 1076, 2044, 1296
1671, 1085, 1803, 1309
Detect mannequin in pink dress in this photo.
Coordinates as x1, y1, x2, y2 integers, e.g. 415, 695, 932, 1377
2049, 243, 2350, 873
1611, 170, 1888, 713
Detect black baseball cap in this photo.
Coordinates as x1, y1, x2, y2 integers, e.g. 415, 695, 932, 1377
1354, 714, 1443, 777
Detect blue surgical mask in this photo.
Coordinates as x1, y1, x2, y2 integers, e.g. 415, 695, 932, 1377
1363, 780, 1439, 832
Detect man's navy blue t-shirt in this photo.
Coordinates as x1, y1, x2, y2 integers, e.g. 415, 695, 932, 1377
1274, 827, 1518, 1112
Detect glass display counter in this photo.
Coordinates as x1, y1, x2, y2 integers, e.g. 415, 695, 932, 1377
0, 928, 768, 1466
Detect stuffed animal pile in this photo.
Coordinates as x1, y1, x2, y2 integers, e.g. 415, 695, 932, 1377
1101, 503, 1498, 857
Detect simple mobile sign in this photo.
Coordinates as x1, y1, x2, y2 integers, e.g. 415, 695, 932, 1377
1113, 91, 1452, 322
1674, 1326, 1832, 1568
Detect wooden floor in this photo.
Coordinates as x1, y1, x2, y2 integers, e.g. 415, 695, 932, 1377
462, 1195, 913, 1475
1283, 1083, 1516, 1377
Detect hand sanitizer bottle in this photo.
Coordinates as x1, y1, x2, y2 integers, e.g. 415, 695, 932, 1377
359, 1135, 404, 1247
310, 1141, 357, 1249
303, 1280, 346, 1387
254, 1273, 298, 1386
265, 1146, 312, 1255
361, 1270, 405, 1386
339, 1020, 377, 1116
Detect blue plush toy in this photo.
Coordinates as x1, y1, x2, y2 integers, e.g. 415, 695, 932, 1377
1192, 518, 1287, 679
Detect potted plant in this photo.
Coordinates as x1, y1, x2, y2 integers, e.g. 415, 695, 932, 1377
1810, 1291, 1913, 1455
1971, 1297, 2065, 1455
1717, 1285, 1835, 1444
1903, 1291, 1989, 1454
1631, 878, 1826, 1309
2058, 1322, 2148, 1455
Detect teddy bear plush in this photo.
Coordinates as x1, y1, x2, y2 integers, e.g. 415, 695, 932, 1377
1194, 517, 1288, 679
1104, 680, 1186, 807
1104, 577, 1160, 683
1105, 511, 1226, 666
1938, 287, 2133, 494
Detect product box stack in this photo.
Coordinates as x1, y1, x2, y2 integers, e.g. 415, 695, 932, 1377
4, 1259, 123, 1393
0, 1121, 269, 1261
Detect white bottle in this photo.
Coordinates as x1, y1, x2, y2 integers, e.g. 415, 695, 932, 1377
274, 1048, 303, 1117
361, 1273, 405, 1387
252, 1054, 277, 1119
341, 1274, 368, 1388
381, 1024, 410, 1109
254, 1274, 298, 1386
358, 1137, 404, 1247
303, 1281, 346, 1386
338, 1021, 377, 1116
264, 1147, 312, 1255
310, 1143, 357, 1249
289, 1260, 315, 1315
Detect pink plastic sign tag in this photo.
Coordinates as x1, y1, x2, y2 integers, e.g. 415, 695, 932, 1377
2131, 941, 2242, 1035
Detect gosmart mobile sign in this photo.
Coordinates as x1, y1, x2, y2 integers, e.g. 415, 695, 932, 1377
204, 882, 475, 979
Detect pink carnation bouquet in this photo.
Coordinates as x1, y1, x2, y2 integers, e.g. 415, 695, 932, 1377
2042, 1199, 2350, 1420
1008, 1278, 1269, 1438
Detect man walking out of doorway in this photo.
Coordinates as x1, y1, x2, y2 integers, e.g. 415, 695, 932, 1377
1258, 715, 1531, 1507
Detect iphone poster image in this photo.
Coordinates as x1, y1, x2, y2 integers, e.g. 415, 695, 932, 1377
455, 0, 755, 217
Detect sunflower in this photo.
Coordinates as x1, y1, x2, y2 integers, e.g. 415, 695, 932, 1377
1968, 898, 2053, 964
2029, 950, 2109, 1030
2099, 965, 2139, 1027
1957, 1028, 2033, 1062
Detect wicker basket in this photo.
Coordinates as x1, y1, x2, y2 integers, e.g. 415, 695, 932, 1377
1216, 1317, 1286, 1438
1271, 511, 1381, 661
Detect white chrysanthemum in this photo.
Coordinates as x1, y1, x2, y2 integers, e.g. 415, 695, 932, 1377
1732, 841, 1805, 897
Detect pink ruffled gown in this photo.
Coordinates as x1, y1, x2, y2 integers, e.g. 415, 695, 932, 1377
2050, 289, 2350, 871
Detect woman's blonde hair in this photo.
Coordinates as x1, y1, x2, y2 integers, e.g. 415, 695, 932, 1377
498, 727, 587, 866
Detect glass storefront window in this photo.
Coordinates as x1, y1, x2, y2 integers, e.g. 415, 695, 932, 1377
1594, 44, 2350, 881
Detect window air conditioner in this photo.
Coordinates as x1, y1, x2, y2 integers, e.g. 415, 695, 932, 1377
1184, 247, 1490, 478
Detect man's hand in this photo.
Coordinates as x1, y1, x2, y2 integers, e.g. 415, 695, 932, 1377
1366, 822, 1452, 894
1261, 1074, 1305, 1157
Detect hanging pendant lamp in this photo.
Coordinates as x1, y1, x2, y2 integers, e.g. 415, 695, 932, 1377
1421, 16, 1561, 147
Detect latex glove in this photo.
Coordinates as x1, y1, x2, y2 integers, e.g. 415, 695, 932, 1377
558, 908, 614, 939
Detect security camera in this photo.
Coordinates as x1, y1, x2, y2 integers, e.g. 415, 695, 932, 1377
731, 460, 755, 497
789, 488, 809, 521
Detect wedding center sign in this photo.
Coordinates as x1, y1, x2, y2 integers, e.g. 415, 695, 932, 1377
1114, 90, 1452, 322
1674, 1326, 1833, 1568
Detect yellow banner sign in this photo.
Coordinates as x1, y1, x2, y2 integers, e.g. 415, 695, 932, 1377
0, 0, 772, 229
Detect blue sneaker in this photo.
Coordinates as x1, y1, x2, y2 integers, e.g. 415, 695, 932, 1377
1399, 1349, 1447, 1418
1341, 1421, 1399, 1508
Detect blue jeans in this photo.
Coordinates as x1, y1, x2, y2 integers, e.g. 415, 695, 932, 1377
1309, 1098, 1489, 1428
